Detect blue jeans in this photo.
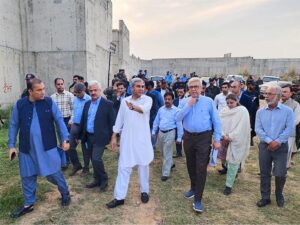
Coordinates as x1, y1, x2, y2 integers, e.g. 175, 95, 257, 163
21, 171, 69, 206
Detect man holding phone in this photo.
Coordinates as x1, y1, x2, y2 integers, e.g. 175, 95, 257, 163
8, 78, 71, 218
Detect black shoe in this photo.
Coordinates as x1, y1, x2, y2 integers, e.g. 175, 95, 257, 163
256, 199, 271, 207
276, 196, 284, 207
218, 168, 227, 175
223, 186, 232, 196
161, 176, 169, 181
80, 169, 90, 177
69, 165, 83, 176
173, 155, 182, 158
100, 180, 108, 191
250, 138, 254, 146
106, 199, 125, 208
61, 196, 71, 206
141, 192, 149, 203
171, 164, 175, 170
85, 180, 100, 188
10, 205, 34, 218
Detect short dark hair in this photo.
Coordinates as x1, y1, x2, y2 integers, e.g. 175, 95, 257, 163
28, 78, 43, 90
282, 84, 292, 92
116, 82, 125, 88
164, 92, 174, 100
73, 75, 80, 79
54, 78, 64, 84
177, 87, 185, 91
78, 76, 84, 81
221, 82, 230, 88
146, 80, 154, 88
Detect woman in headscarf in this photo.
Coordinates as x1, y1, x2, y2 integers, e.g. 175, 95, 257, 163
219, 94, 251, 195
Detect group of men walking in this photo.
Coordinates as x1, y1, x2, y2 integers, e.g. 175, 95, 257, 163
7, 72, 299, 218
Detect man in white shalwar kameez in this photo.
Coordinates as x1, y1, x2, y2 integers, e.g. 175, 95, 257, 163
106, 78, 154, 208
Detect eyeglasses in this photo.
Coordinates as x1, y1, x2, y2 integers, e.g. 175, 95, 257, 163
264, 92, 276, 96
188, 85, 200, 89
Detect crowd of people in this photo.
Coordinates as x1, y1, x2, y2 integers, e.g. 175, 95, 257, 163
6, 70, 300, 217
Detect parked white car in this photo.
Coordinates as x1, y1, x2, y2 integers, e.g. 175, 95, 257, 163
262, 75, 280, 83
259, 80, 291, 98
226, 74, 244, 82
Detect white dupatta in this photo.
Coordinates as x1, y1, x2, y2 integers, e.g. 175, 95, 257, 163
219, 106, 251, 165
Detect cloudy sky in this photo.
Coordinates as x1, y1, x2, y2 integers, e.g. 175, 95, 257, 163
111, 0, 300, 60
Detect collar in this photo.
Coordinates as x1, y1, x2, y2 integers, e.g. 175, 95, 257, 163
266, 102, 282, 110
91, 96, 101, 104
55, 90, 66, 95
163, 105, 175, 110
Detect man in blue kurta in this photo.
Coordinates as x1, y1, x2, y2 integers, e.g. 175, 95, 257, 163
8, 78, 71, 218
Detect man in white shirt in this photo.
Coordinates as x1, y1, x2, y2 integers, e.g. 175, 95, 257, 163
107, 78, 154, 208
281, 84, 300, 168
214, 82, 230, 112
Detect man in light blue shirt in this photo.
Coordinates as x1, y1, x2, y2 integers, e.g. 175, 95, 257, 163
180, 73, 188, 83
152, 92, 183, 181
68, 83, 91, 176
164, 71, 174, 86
255, 85, 294, 208
176, 77, 222, 213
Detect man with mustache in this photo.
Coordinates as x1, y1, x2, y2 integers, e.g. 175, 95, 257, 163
77, 80, 116, 191
255, 85, 294, 208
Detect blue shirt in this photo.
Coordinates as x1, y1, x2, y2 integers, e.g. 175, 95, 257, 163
8, 102, 68, 177
152, 105, 183, 141
87, 97, 101, 133
255, 103, 294, 144
180, 76, 188, 82
149, 89, 164, 108
165, 74, 174, 84
176, 96, 222, 142
72, 93, 91, 124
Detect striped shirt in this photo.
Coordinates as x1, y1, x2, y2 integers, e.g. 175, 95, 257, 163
51, 90, 74, 118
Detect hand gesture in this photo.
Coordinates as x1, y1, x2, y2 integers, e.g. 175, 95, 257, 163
9, 148, 17, 161
125, 101, 133, 110
188, 97, 198, 107
267, 141, 281, 152
110, 135, 118, 152
213, 141, 221, 150
62, 141, 70, 151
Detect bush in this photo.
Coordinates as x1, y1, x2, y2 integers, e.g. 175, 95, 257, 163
0, 106, 13, 129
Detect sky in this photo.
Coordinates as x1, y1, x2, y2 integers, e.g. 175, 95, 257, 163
111, 0, 300, 60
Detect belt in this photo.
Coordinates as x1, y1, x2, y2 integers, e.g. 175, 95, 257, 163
184, 129, 212, 136
160, 128, 175, 133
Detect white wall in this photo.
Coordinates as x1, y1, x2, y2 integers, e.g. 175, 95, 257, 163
0, 0, 23, 106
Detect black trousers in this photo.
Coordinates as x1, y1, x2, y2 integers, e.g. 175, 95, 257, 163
183, 130, 212, 202
87, 134, 108, 184
68, 123, 91, 169
259, 142, 288, 200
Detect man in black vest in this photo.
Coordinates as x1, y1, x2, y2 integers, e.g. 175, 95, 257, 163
78, 80, 116, 191
8, 78, 71, 218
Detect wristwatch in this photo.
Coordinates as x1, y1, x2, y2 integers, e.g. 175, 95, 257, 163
130, 105, 135, 110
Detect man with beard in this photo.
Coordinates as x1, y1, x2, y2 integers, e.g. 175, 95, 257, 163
255, 85, 293, 208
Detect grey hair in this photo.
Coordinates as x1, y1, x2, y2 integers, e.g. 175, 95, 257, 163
131, 78, 144, 87
88, 80, 101, 89
187, 77, 202, 87
267, 84, 282, 98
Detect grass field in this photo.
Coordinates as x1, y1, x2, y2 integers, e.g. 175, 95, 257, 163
0, 126, 299, 224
